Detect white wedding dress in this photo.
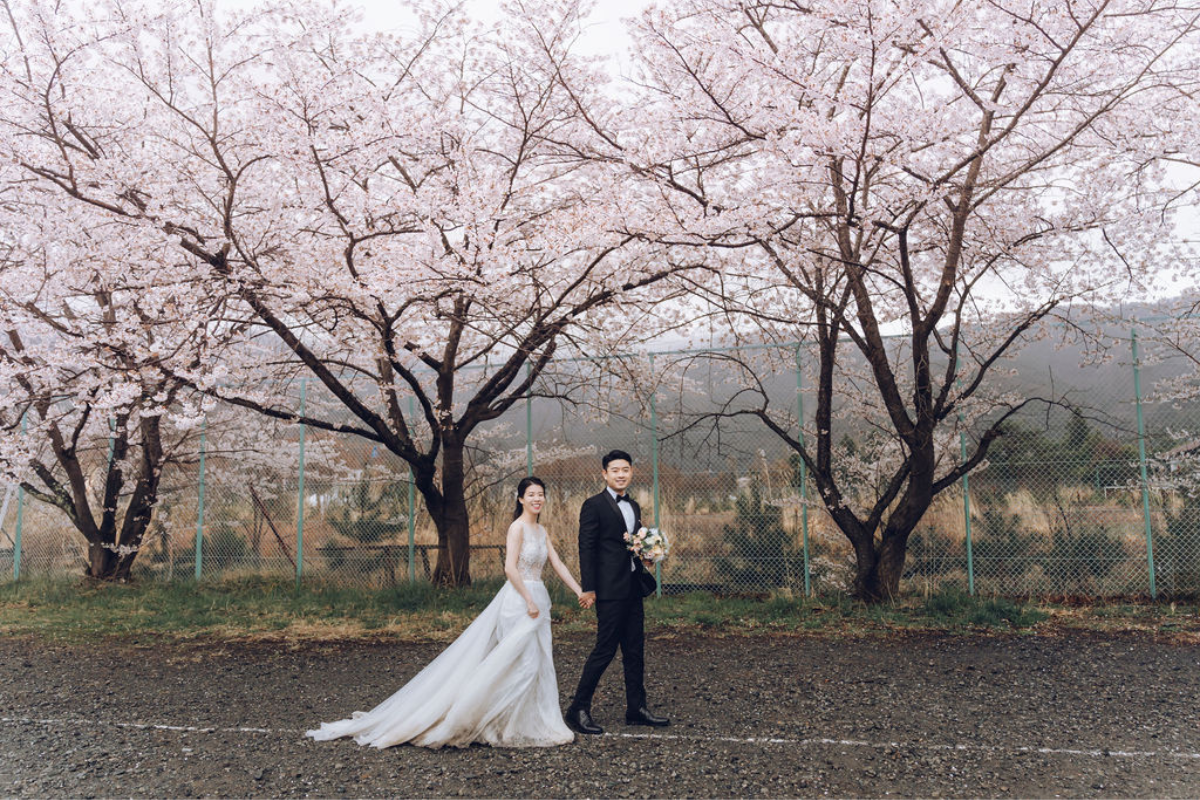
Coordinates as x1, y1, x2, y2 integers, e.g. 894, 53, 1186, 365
306, 523, 574, 749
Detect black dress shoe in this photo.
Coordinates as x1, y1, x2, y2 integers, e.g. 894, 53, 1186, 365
564, 706, 604, 735
625, 706, 670, 727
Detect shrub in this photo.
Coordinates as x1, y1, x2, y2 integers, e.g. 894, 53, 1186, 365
1160, 495, 1200, 598
715, 484, 805, 592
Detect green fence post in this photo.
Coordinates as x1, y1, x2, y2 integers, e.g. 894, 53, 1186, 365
960, 430, 975, 595
526, 363, 534, 476
1131, 329, 1157, 599
295, 379, 308, 587
650, 353, 661, 598
12, 411, 26, 581
408, 395, 416, 584
194, 416, 207, 581
10, 482, 21, 582
796, 346, 811, 597
953, 344, 975, 595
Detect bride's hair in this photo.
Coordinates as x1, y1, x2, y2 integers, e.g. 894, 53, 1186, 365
513, 476, 547, 521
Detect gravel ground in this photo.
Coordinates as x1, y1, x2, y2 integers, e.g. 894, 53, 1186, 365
2, 630, 1198, 798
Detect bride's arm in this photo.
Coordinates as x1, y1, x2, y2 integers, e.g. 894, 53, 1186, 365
504, 522, 540, 618
546, 533, 584, 598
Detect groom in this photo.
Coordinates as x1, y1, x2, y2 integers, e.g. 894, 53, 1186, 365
565, 449, 669, 735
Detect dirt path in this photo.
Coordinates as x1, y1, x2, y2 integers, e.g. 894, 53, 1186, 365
2, 631, 1198, 798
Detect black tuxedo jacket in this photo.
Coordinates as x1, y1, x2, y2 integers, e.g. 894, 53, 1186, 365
578, 490, 655, 600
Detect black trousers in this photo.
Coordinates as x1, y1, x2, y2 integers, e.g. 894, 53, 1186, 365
570, 595, 645, 712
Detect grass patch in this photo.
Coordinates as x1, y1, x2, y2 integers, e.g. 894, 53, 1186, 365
916, 588, 1048, 629
0, 578, 1193, 642
644, 589, 1049, 634
0, 575, 532, 641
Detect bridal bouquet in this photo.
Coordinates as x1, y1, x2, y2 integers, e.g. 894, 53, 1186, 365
624, 526, 670, 564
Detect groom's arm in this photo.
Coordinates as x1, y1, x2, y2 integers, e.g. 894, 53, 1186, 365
578, 497, 600, 594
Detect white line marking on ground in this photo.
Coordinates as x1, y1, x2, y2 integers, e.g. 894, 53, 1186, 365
4, 716, 1199, 761
612, 732, 1200, 760
1, 716, 287, 735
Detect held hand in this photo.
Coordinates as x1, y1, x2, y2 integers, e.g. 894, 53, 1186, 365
578, 591, 596, 609
526, 601, 540, 619
641, 557, 655, 571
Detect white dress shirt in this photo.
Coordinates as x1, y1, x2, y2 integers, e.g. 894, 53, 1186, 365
607, 486, 636, 532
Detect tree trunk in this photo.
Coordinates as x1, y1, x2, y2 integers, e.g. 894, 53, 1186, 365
838, 438, 938, 602
83, 506, 157, 582
876, 533, 909, 599
109, 487, 160, 581
86, 539, 119, 581
430, 439, 472, 587
851, 533, 911, 603
110, 417, 165, 581
849, 537, 881, 602
75, 416, 165, 582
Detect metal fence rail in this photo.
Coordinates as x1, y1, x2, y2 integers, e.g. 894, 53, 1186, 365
3, 330, 1198, 599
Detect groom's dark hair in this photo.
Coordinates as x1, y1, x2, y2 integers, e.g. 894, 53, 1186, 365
602, 449, 633, 469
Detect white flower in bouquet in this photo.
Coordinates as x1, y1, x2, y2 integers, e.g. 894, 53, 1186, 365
623, 526, 670, 564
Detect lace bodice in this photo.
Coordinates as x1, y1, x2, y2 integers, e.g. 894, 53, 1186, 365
516, 523, 548, 581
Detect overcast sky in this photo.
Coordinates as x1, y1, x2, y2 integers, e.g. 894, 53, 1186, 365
244, 0, 653, 67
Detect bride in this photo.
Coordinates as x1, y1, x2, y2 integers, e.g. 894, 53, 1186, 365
306, 476, 587, 748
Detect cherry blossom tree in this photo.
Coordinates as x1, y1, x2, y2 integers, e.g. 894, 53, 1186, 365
0, 170, 224, 580
620, 0, 1200, 600
0, 0, 681, 585
1135, 162, 1200, 417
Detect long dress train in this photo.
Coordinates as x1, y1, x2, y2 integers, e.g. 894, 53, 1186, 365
305, 523, 574, 748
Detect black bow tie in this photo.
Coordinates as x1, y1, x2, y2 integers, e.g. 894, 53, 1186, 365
616, 494, 631, 504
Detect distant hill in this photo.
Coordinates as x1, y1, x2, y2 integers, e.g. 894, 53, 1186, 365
512, 302, 1200, 473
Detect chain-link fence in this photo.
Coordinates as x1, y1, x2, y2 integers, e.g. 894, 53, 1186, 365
3, 329, 1199, 599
